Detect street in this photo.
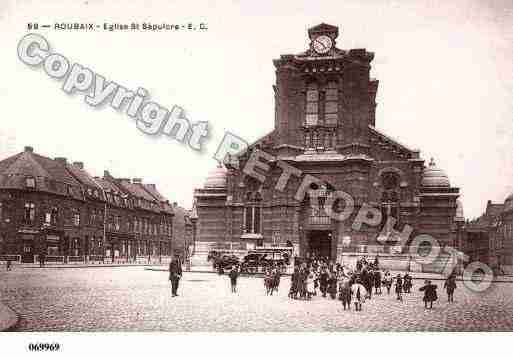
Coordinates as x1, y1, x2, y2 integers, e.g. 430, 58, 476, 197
1, 267, 513, 331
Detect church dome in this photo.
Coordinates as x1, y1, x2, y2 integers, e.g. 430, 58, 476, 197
421, 158, 450, 188
505, 192, 513, 211
204, 165, 227, 189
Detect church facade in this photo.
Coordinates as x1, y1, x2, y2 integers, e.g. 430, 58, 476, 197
194, 24, 463, 264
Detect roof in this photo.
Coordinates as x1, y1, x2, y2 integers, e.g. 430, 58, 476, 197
204, 166, 227, 189
94, 176, 125, 194
307, 23, 339, 39
468, 201, 505, 229
119, 181, 156, 202
485, 202, 504, 219
421, 158, 450, 188
368, 125, 416, 154
0, 148, 83, 200
66, 163, 100, 189
141, 183, 174, 214
66, 163, 105, 201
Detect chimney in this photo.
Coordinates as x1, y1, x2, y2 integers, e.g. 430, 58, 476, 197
147, 184, 156, 189
54, 157, 67, 165
104, 170, 111, 178
132, 178, 142, 184
24, 146, 34, 153
73, 161, 84, 170
173, 202, 178, 208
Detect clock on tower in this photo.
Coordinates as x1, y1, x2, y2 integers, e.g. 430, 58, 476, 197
308, 23, 339, 56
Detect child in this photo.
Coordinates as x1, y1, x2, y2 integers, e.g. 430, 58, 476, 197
306, 273, 315, 300
319, 268, 328, 297
383, 271, 392, 295
327, 272, 338, 299
264, 269, 272, 296
229, 266, 239, 293
374, 269, 382, 295
351, 279, 367, 311
419, 280, 438, 309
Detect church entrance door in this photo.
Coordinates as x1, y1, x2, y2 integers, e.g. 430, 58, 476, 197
308, 230, 332, 260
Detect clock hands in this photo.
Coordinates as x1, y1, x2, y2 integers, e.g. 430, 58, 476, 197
315, 38, 327, 51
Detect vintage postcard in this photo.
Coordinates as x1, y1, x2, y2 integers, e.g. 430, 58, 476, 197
0, 0, 512, 356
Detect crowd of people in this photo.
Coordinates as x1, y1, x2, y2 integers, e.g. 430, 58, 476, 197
221, 254, 459, 311
284, 255, 457, 311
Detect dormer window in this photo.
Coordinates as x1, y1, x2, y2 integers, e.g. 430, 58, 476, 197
25, 177, 36, 188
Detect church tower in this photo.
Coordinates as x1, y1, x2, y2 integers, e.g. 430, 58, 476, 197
273, 23, 378, 158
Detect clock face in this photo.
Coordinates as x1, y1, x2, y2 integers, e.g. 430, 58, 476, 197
312, 35, 333, 54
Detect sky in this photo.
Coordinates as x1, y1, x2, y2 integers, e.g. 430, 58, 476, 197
0, 0, 512, 219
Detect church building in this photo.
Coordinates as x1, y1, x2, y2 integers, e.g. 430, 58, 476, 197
194, 24, 463, 266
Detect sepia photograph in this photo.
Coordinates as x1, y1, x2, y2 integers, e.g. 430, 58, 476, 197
0, 0, 512, 356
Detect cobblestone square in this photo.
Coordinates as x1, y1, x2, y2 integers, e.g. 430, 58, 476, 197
1, 267, 513, 331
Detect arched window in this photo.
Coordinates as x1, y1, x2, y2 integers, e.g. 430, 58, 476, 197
243, 191, 262, 234
304, 80, 338, 127
305, 82, 319, 126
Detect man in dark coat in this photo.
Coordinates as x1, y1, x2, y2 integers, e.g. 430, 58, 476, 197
361, 267, 372, 299
419, 280, 438, 309
403, 272, 413, 293
229, 266, 239, 293
319, 268, 329, 297
443, 275, 457, 303
169, 255, 183, 297
289, 267, 299, 299
395, 274, 403, 301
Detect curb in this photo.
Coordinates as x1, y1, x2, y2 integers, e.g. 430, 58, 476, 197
0, 302, 19, 332
20, 264, 166, 269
